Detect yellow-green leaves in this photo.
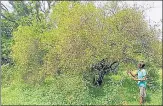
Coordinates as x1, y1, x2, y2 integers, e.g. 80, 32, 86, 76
11, 1, 161, 84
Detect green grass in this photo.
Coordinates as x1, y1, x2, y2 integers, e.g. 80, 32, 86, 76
2, 69, 162, 105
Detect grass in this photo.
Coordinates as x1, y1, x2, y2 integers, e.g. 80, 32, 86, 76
2, 69, 162, 105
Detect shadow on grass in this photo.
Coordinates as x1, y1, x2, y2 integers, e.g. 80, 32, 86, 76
87, 85, 106, 97
145, 94, 151, 104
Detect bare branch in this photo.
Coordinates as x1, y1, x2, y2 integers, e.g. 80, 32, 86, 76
8, 1, 15, 9
1, 3, 9, 11
35, 1, 41, 21
1, 13, 18, 24
20, 1, 30, 16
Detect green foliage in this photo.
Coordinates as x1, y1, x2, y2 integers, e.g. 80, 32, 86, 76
1, 1, 47, 65
1, 1, 162, 105
146, 66, 160, 92
1, 64, 15, 87
7, 1, 162, 79
2, 68, 162, 105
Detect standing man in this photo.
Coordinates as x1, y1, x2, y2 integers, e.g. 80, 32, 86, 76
127, 61, 147, 105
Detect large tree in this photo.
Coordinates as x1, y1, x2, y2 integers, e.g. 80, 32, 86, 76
8, 1, 162, 84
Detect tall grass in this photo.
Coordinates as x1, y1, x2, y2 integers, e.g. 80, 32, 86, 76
2, 69, 162, 105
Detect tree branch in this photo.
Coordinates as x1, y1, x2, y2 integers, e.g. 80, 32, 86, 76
1, 3, 9, 11
1, 13, 18, 24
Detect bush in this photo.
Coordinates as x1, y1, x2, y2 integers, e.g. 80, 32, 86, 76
146, 66, 160, 92
1, 64, 15, 87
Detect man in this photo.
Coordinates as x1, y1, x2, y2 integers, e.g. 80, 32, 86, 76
127, 62, 147, 105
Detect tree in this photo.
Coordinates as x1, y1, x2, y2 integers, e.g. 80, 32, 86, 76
10, 1, 162, 85
1, 1, 55, 65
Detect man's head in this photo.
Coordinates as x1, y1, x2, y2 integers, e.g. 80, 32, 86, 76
138, 63, 142, 68
138, 61, 145, 69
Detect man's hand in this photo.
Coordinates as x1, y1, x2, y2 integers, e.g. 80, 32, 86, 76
127, 70, 138, 78
127, 71, 131, 75
132, 77, 146, 81
132, 77, 137, 81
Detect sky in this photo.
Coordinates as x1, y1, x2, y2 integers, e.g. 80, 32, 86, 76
129, 1, 162, 30
1, 1, 162, 30
94, 1, 162, 30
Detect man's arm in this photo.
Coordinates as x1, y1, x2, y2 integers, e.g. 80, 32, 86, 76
132, 76, 147, 81
127, 71, 137, 77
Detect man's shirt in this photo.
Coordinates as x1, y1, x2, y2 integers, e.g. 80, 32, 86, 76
137, 69, 147, 88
